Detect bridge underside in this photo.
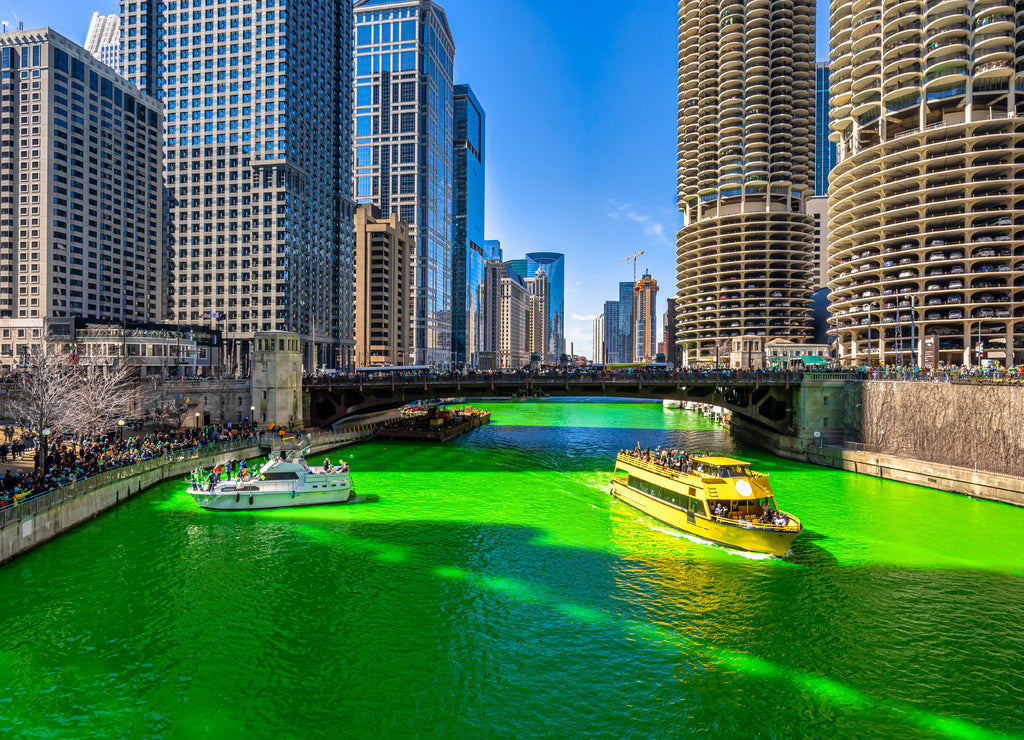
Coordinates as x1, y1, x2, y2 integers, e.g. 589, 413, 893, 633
307, 380, 798, 436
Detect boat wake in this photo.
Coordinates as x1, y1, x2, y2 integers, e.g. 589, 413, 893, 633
640, 518, 778, 561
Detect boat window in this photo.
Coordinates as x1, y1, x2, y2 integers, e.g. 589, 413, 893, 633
627, 475, 704, 515
263, 472, 300, 481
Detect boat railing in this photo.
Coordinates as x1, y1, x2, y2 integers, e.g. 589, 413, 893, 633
709, 513, 800, 532
616, 453, 769, 483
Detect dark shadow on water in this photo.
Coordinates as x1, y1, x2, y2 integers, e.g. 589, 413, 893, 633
784, 529, 839, 567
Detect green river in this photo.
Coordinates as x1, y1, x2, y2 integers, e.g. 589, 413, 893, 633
1, 400, 1022, 739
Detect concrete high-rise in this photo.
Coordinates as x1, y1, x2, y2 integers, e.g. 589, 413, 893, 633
633, 273, 659, 363
675, 0, 817, 365
123, 0, 356, 372
353, 205, 412, 367
827, 0, 1024, 367
353, 0, 455, 367
505, 252, 565, 363
452, 83, 485, 367
593, 313, 604, 364
84, 13, 120, 70
482, 259, 528, 369
0, 29, 163, 361
663, 297, 678, 367
525, 271, 548, 362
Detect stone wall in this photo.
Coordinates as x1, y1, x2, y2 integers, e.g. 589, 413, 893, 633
856, 381, 1024, 478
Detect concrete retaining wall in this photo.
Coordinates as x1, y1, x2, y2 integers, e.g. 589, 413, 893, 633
729, 415, 1024, 507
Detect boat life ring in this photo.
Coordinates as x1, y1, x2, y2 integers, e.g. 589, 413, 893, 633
734, 479, 753, 498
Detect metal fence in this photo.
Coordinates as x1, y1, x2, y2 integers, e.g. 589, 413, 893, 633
0, 436, 271, 529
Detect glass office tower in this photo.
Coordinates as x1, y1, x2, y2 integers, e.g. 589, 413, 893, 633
505, 253, 565, 363
353, 0, 455, 366
452, 83, 485, 367
123, 0, 356, 371
814, 62, 837, 198
618, 280, 633, 364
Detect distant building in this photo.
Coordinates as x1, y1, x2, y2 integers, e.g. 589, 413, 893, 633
593, 314, 604, 364
482, 260, 529, 369
633, 273, 659, 362
764, 338, 831, 367
0, 28, 164, 364
452, 84, 485, 367
663, 297, 678, 366
603, 300, 620, 364
84, 13, 120, 70
353, 0, 455, 366
618, 281, 634, 364
525, 272, 549, 363
354, 205, 413, 367
814, 63, 837, 198
505, 253, 565, 362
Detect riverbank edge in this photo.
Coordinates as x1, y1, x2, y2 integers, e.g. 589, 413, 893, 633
0, 409, 405, 568
728, 416, 1024, 507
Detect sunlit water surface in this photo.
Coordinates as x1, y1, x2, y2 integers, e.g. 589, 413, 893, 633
2, 399, 1022, 739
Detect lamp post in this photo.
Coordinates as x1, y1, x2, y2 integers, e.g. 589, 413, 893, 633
910, 294, 918, 368
195, 411, 201, 433
250, 405, 256, 424
40, 428, 51, 475
118, 418, 125, 443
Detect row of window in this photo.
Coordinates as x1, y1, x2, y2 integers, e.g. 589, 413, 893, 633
626, 475, 707, 515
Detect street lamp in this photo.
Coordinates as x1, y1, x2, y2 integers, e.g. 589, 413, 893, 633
118, 418, 126, 443
40, 428, 51, 475
195, 411, 201, 430
250, 405, 256, 425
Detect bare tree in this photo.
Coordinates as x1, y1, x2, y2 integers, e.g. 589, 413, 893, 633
3, 343, 80, 438
65, 364, 140, 434
145, 383, 192, 430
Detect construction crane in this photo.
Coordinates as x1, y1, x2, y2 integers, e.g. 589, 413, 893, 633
620, 250, 645, 283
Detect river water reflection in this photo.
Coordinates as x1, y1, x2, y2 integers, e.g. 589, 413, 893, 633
1, 400, 1022, 739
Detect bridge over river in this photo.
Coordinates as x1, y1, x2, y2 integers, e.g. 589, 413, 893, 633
304, 371, 855, 451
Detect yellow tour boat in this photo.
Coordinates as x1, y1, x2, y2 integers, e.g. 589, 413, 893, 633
609, 450, 802, 557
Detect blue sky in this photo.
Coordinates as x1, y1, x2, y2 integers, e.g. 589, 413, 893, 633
5, 1, 831, 360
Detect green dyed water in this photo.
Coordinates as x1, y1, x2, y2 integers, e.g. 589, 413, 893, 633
2, 400, 1023, 739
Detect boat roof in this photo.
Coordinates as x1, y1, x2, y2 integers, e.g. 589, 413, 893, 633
691, 456, 751, 466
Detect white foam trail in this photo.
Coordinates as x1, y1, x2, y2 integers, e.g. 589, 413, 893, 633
641, 518, 777, 561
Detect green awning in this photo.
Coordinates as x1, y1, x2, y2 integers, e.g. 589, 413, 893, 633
797, 355, 828, 365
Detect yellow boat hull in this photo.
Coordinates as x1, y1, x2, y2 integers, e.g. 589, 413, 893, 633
610, 480, 800, 557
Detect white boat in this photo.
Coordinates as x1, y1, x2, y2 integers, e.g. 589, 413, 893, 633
188, 445, 356, 510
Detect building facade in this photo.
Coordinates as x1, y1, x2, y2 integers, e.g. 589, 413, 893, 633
618, 280, 633, 364
482, 259, 528, 369
505, 252, 565, 362
593, 313, 604, 364
663, 296, 678, 366
84, 13, 120, 70
676, 0, 817, 364
353, 0, 455, 367
0, 29, 164, 364
451, 83, 485, 367
123, 0, 356, 372
354, 204, 412, 367
827, 0, 1024, 367
602, 299, 620, 364
633, 273, 658, 362
525, 271, 548, 361
814, 62, 837, 198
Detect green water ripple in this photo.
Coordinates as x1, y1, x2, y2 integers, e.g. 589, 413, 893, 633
0, 401, 1022, 739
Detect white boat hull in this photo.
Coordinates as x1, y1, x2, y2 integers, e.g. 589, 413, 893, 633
188, 477, 353, 510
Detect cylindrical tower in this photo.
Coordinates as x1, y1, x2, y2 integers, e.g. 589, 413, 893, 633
828, 0, 1024, 367
676, 0, 818, 366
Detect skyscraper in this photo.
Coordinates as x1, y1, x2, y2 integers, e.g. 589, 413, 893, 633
84, 13, 120, 70
452, 83, 485, 367
828, 0, 1024, 367
353, 0, 455, 367
505, 252, 565, 363
814, 62, 837, 198
676, 0, 817, 365
663, 296, 678, 367
123, 0, 356, 371
602, 300, 620, 364
353, 204, 412, 367
0, 28, 164, 364
593, 313, 604, 364
633, 273, 659, 363
618, 280, 633, 364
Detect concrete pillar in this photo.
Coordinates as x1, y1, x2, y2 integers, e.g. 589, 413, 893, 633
250, 331, 303, 429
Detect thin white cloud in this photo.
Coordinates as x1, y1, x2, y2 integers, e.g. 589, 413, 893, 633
606, 200, 669, 244
570, 313, 598, 322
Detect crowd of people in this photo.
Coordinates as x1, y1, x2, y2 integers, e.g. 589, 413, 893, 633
0, 424, 260, 511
